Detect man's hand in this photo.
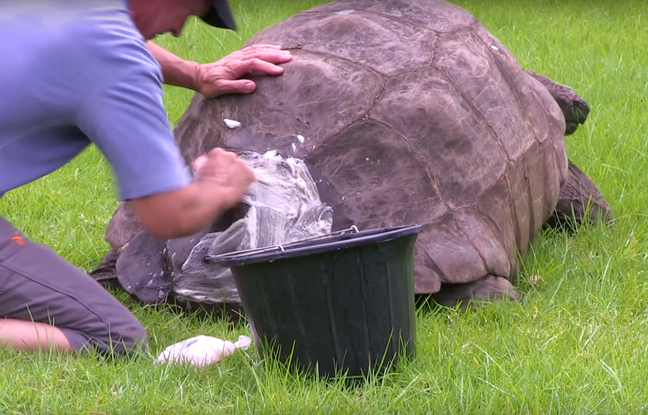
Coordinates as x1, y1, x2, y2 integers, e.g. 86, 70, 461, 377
147, 42, 292, 99
132, 148, 255, 240
194, 44, 293, 99
192, 148, 256, 208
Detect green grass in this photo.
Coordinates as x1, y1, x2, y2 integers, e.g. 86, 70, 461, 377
2, 0, 648, 413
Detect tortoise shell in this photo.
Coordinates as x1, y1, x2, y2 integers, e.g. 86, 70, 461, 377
173, 0, 568, 297
94, 0, 611, 306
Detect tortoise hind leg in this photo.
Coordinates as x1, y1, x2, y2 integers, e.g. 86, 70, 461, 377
429, 275, 520, 308
545, 159, 613, 231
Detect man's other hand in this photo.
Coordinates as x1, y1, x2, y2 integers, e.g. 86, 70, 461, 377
195, 44, 293, 99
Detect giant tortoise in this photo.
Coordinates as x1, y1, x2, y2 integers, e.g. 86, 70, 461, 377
90, 0, 612, 309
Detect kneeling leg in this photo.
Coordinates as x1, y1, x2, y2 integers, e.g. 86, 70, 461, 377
0, 217, 147, 356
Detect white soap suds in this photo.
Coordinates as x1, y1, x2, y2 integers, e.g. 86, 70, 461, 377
174, 150, 333, 304
223, 119, 241, 129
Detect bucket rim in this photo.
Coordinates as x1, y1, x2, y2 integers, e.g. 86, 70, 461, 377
203, 224, 423, 268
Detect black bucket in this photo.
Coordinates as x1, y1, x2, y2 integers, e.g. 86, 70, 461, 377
204, 224, 422, 378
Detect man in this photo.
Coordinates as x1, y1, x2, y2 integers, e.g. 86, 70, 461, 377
0, 0, 293, 355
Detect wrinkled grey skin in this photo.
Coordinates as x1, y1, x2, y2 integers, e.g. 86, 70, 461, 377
90, 0, 612, 311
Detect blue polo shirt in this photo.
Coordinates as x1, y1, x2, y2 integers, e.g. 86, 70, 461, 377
0, 1, 192, 201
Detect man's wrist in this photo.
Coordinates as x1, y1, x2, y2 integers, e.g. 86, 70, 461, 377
194, 177, 238, 211
184, 60, 202, 92
146, 41, 202, 92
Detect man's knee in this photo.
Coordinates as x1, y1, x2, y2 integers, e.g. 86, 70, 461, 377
64, 314, 148, 356
110, 315, 149, 356
72, 309, 150, 356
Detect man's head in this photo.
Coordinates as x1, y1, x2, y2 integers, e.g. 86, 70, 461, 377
128, 0, 236, 40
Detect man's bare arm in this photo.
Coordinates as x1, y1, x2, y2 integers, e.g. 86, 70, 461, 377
133, 148, 255, 240
133, 180, 232, 240
146, 41, 293, 98
146, 41, 201, 91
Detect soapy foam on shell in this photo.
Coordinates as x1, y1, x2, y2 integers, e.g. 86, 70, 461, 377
173, 150, 333, 304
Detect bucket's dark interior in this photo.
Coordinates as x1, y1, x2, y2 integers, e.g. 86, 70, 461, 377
221, 224, 422, 379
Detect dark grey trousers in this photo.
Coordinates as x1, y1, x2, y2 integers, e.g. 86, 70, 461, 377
0, 216, 147, 355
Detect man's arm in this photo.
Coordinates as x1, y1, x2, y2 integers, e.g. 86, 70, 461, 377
76, 37, 255, 240
133, 149, 255, 240
146, 41, 201, 92
146, 41, 293, 98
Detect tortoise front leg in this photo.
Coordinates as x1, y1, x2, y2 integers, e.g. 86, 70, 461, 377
525, 70, 590, 136
89, 247, 121, 289
545, 159, 613, 231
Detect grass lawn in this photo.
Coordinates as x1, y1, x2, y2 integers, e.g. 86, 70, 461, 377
2, 0, 648, 413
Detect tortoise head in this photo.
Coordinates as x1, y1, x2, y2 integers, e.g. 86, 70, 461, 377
525, 69, 590, 136
554, 87, 590, 136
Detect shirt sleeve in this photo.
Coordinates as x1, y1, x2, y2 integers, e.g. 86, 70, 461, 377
74, 25, 192, 201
